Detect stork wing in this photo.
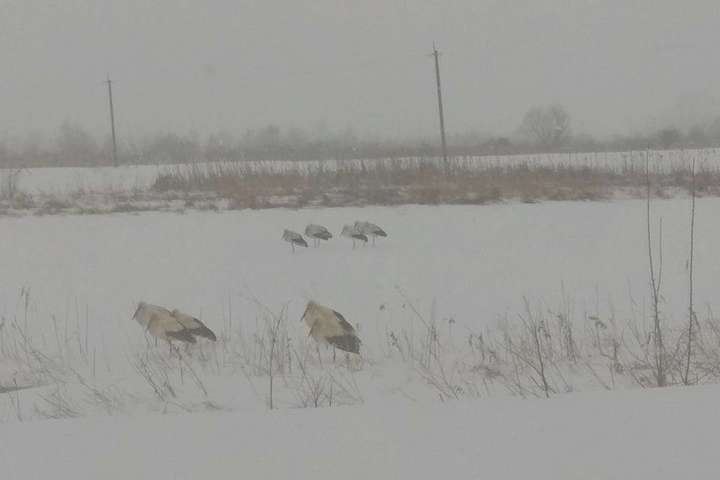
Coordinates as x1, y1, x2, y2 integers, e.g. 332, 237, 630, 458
172, 310, 217, 341
332, 310, 355, 333
327, 334, 361, 354
166, 329, 197, 343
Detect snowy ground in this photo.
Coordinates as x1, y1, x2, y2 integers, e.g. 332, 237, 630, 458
1, 385, 717, 479
0, 196, 717, 476
0, 197, 714, 342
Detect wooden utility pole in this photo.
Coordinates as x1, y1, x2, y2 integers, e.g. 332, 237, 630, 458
431, 43, 448, 164
106, 75, 118, 167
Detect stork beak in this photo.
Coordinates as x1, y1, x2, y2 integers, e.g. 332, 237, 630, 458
131, 302, 143, 321
300, 304, 310, 322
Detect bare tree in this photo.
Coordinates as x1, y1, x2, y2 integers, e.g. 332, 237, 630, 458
682, 157, 697, 385
645, 152, 666, 387
520, 104, 570, 150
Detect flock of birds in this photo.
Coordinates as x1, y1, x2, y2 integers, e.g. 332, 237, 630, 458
131, 299, 361, 357
282, 221, 388, 251
129, 221, 377, 358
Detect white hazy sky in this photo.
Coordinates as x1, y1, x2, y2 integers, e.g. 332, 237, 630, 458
1, 0, 719, 140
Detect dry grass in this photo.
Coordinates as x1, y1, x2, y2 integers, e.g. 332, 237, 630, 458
150, 157, 720, 209
4, 285, 720, 422
0, 151, 717, 216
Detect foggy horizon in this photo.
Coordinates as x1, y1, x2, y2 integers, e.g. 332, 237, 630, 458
2, 0, 719, 142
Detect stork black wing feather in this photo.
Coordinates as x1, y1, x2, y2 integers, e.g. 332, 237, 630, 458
190, 324, 217, 341
327, 334, 361, 354
166, 329, 197, 343
332, 310, 355, 333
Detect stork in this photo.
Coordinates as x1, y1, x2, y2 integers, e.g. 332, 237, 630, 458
354, 221, 387, 245
340, 224, 368, 249
304, 224, 333, 247
131, 302, 217, 352
282, 229, 309, 252
301, 300, 360, 361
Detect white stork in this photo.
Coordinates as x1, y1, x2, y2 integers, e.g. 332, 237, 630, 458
301, 300, 361, 360
282, 229, 309, 252
131, 302, 217, 350
304, 224, 332, 247
340, 224, 368, 249
354, 221, 387, 245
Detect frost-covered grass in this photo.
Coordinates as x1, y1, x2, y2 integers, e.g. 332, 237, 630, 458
1, 148, 720, 213
7, 148, 720, 195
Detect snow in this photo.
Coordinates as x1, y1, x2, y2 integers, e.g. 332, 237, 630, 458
0, 197, 715, 345
1, 384, 717, 479
0, 192, 718, 476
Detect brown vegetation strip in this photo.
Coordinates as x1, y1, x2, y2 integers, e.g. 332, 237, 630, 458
150, 159, 720, 209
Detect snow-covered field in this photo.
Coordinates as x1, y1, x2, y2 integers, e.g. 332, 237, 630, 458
0, 198, 713, 341
0, 196, 717, 477
2, 385, 718, 479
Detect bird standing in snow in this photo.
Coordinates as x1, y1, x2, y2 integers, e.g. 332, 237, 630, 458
304, 224, 333, 247
282, 229, 309, 252
341, 224, 368, 249
354, 221, 387, 245
131, 302, 217, 351
301, 300, 361, 361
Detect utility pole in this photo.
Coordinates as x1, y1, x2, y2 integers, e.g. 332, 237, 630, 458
105, 75, 118, 167
431, 43, 448, 165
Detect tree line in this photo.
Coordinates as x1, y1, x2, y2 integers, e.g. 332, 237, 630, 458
2, 105, 720, 168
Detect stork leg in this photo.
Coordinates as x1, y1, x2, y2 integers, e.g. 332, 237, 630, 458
372, 236, 376, 246
333, 346, 337, 362
291, 243, 295, 253
177, 348, 184, 385
316, 343, 322, 366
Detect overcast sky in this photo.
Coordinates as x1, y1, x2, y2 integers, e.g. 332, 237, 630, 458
1, 0, 719, 140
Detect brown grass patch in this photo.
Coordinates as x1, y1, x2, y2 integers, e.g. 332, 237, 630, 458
149, 158, 718, 209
